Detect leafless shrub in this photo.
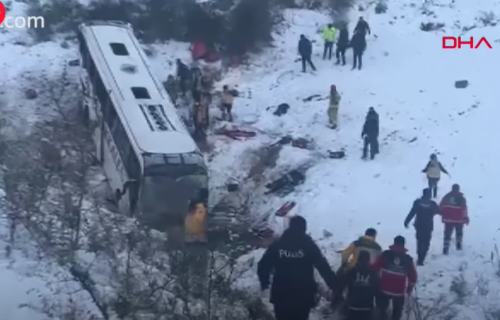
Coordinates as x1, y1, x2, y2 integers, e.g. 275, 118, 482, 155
477, 11, 498, 26
1, 66, 266, 319
406, 292, 458, 320
449, 264, 469, 304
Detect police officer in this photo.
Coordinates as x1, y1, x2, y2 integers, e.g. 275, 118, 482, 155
258, 216, 336, 320
404, 188, 441, 265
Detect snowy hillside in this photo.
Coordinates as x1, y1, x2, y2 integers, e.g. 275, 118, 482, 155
0, 0, 499, 318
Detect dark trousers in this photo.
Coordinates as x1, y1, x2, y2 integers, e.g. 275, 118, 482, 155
336, 47, 346, 64
353, 50, 363, 69
274, 303, 311, 320
363, 136, 379, 159
348, 309, 372, 320
332, 266, 347, 300
323, 41, 334, 59
416, 229, 432, 264
301, 55, 316, 72
376, 292, 405, 320
443, 223, 464, 253
427, 177, 439, 198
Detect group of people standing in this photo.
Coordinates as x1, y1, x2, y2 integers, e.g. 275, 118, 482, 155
257, 165, 470, 320
298, 17, 371, 73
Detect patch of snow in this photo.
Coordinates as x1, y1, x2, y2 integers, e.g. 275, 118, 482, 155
0, 0, 498, 318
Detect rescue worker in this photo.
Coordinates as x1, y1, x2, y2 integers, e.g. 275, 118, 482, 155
354, 17, 371, 36
185, 188, 209, 243
298, 35, 316, 72
258, 215, 337, 320
344, 251, 379, 320
332, 228, 382, 306
404, 188, 441, 265
328, 85, 341, 129
361, 107, 379, 160
350, 31, 365, 70
372, 236, 417, 320
322, 23, 337, 60
422, 153, 449, 198
220, 85, 235, 121
336, 25, 349, 65
176, 59, 190, 96
440, 184, 469, 254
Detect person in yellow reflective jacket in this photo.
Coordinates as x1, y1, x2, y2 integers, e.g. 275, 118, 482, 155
322, 24, 337, 60
331, 228, 382, 308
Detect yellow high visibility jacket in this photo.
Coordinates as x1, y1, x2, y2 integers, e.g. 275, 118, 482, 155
322, 27, 336, 42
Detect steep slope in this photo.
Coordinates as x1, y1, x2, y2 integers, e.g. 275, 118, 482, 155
207, 2, 500, 318
0, 0, 498, 318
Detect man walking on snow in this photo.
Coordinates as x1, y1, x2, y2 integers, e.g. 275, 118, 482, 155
361, 107, 379, 159
328, 85, 341, 129
257, 216, 336, 320
354, 17, 371, 37
298, 35, 316, 73
372, 236, 417, 320
440, 184, 469, 254
404, 188, 441, 266
336, 25, 349, 65
422, 153, 449, 198
350, 30, 366, 70
332, 228, 381, 307
322, 24, 337, 60
344, 251, 379, 320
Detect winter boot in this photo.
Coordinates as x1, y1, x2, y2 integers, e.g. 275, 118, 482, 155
335, 59, 340, 65
456, 240, 462, 250
443, 247, 449, 255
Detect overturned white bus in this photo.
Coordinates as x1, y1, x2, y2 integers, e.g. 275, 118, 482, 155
76, 20, 208, 236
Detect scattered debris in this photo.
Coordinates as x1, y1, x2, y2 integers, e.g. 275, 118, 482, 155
68, 59, 79, 66
455, 80, 468, 88
328, 150, 346, 159
375, 1, 388, 14
271, 103, 290, 116
275, 201, 297, 217
420, 22, 445, 31
24, 89, 37, 100
303, 94, 325, 102
214, 125, 257, 140
275, 135, 313, 149
60, 41, 69, 49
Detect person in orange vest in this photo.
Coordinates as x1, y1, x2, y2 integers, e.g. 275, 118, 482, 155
185, 189, 208, 243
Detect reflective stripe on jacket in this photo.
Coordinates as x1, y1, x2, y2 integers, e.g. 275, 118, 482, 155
340, 236, 382, 269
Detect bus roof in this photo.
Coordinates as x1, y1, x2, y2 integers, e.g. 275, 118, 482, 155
79, 21, 198, 155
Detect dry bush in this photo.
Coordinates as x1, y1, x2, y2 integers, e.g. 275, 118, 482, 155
0, 66, 269, 319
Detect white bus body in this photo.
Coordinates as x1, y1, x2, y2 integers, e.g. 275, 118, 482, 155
76, 20, 208, 227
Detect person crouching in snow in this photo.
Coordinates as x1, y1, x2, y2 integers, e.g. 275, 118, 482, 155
422, 153, 449, 198
220, 85, 235, 121
328, 85, 341, 129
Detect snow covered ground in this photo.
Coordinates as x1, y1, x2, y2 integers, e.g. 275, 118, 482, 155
0, 0, 499, 318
